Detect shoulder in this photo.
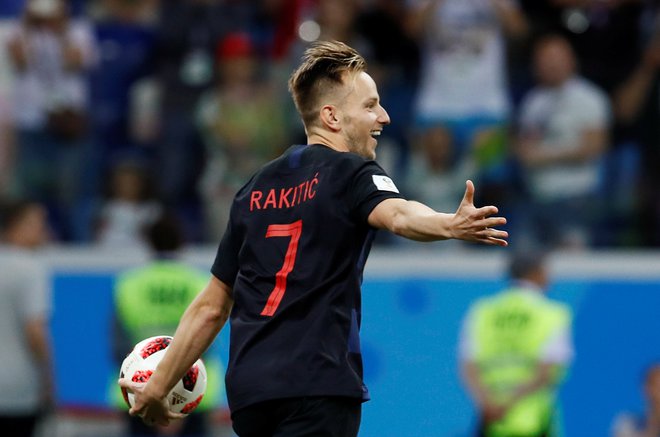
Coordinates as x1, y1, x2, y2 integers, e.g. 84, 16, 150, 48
0, 248, 48, 296
246, 145, 376, 180
3, 19, 22, 39
547, 299, 572, 322
0, 247, 45, 275
68, 18, 95, 39
518, 87, 551, 115
568, 78, 610, 107
116, 265, 148, 287
467, 295, 497, 317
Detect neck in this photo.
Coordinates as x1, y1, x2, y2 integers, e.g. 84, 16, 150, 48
307, 130, 348, 153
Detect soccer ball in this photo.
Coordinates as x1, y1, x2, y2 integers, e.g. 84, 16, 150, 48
120, 335, 207, 414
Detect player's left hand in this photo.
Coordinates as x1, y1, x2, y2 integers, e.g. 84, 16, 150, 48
118, 377, 185, 427
451, 180, 508, 246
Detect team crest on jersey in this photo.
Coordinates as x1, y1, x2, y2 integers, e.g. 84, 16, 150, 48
372, 175, 399, 193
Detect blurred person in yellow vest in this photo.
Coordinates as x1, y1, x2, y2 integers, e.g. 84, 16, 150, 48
459, 250, 574, 437
110, 210, 226, 436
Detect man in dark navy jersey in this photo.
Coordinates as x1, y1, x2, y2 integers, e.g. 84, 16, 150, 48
119, 40, 509, 436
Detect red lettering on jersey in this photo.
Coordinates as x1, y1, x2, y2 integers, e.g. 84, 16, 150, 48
296, 182, 306, 204
279, 187, 293, 208
250, 191, 263, 211
249, 173, 321, 212
264, 189, 277, 209
308, 173, 319, 199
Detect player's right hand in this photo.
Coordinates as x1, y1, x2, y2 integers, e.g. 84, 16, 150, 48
118, 377, 185, 427
452, 180, 508, 246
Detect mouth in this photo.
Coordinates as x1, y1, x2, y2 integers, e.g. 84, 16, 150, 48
370, 130, 382, 138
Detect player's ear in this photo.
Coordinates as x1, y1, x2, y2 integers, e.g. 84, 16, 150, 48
320, 104, 341, 132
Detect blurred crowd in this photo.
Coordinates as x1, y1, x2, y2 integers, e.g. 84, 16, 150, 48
0, 0, 659, 249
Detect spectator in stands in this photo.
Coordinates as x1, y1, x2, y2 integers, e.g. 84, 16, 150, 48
515, 0, 646, 247
0, 199, 54, 437
613, 19, 660, 247
87, 0, 159, 189
5, 0, 97, 240
95, 159, 161, 250
611, 363, 660, 437
518, 0, 644, 96
514, 34, 610, 249
405, 123, 477, 221
459, 249, 574, 437
151, 0, 257, 212
196, 31, 287, 241
356, 0, 421, 186
406, 0, 528, 210
0, 94, 14, 198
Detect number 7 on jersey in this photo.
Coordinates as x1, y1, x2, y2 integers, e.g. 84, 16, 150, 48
261, 220, 303, 316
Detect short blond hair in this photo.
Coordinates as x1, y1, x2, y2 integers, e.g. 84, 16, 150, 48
288, 40, 366, 129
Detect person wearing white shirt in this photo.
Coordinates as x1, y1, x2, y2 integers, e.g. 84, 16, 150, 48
515, 34, 611, 249
0, 200, 53, 437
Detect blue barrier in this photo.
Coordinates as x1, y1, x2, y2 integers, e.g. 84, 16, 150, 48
46, 250, 660, 437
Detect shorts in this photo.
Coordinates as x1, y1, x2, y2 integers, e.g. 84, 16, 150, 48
0, 414, 38, 437
231, 396, 362, 437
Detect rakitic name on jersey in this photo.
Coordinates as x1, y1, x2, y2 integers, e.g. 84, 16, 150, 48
250, 173, 319, 211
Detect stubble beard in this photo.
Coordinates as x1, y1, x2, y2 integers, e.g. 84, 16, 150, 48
345, 131, 376, 160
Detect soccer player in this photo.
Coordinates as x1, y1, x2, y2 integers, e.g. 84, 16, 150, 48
119, 40, 508, 436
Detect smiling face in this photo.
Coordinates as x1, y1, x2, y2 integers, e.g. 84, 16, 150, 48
337, 71, 390, 160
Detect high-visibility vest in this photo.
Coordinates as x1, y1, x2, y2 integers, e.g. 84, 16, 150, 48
110, 261, 224, 411
469, 288, 572, 437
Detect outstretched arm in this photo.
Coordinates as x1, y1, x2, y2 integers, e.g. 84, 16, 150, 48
119, 275, 234, 426
368, 180, 508, 246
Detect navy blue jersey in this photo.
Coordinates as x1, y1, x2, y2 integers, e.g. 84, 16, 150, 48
211, 144, 403, 412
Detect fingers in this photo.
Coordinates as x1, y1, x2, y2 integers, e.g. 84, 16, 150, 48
117, 377, 134, 389
474, 205, 499, 218
482, 232, 509, 246
117, 378, 182, 429
482, 216, 507, 228
168, 412, 187, 420
474, 226, 509, 246
461, 180, 475, 205
128, 406, 142, 417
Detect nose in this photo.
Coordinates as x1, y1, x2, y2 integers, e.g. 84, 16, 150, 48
378, 105, 391, 125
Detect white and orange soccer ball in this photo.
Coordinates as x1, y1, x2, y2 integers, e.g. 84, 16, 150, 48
120, 335, 207, 414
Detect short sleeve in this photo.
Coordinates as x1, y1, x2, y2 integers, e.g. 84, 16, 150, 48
457, 309, 477, 362
577, 86, 611, 129
70, 20, 99, 68
18, 257, 51, 321
540, 324, 574, 365
347, 161, 404, 223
